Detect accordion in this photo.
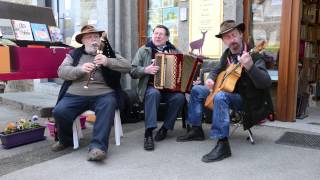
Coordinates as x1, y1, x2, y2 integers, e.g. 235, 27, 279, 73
153, 53, 203, 93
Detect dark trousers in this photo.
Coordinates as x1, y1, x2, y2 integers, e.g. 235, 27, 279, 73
53, 92, 117, 151
144, 86, 185, 130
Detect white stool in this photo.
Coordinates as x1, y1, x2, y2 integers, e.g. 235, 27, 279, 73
72, 109, 123, 149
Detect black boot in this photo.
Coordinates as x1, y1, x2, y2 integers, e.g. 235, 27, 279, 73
154, 126, 168, 142
176, 126, 205, 142
201, 138, 231, 163
144, 128, 154, 151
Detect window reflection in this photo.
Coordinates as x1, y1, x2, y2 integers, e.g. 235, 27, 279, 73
59, 0, 108, 46
250, 0, 282, 70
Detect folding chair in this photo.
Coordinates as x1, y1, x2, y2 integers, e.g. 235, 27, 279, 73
229, 111, 255, 144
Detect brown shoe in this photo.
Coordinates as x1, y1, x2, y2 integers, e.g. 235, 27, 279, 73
87, 148, 106, 161
51, 142, 70, 152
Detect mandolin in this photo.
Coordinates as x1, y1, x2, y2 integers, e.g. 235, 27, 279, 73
204, 40, 266, 110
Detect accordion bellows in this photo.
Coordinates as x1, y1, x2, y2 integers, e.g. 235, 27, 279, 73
154, 53, 203, 93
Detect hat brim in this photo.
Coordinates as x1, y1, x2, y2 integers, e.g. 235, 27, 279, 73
215, 23, 245, 38
75, 31, 104, 44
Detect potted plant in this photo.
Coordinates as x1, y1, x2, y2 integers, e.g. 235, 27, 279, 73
0, 118, 46, 149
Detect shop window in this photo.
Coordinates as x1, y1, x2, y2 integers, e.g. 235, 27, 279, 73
58, 0, 108, 45
147, 0, 179, 46
250, 0, 282, 70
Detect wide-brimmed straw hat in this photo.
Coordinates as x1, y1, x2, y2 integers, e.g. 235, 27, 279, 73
75, 25, 104, 44
215, 20, 245, 38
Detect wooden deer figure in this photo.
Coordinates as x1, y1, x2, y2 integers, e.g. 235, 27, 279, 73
190, 30, 208, 55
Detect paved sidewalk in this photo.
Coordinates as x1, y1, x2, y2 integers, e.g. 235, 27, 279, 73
1, 121, 320, 180
1, 91, 320, 179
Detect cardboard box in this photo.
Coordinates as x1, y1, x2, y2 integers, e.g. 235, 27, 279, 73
0, 46, 11, 73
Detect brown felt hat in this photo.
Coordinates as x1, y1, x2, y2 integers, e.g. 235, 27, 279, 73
75, 25, 104, 44
215, 20, 245, 38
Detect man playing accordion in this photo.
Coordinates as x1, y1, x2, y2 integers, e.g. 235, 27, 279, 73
130, 25, 185, 151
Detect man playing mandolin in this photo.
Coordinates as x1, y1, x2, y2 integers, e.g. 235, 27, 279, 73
177, 20, 272, 162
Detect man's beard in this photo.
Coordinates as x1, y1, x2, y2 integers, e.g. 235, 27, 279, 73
229, 42, 241, 54
85, 43, 99, 55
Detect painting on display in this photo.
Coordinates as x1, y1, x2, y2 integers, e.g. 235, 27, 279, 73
48, 26, 63, 42
30, 23, 51, 42
0, 18, 16, 40
11, 20, 34, 41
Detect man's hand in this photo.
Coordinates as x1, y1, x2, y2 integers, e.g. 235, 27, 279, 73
238, 51, 253, 70
94, 54, 108, 66
81, 63, 95, 73
205, 78, 214, 89
144, 60, 160, 75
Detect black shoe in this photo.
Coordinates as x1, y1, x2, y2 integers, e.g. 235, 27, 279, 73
201, 139, 231, 163
176, 126, 205, 142
154, 127, 167, 141
144, 136, 154, 151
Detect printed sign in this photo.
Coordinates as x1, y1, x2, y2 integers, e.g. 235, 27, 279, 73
12, 20, 34, 41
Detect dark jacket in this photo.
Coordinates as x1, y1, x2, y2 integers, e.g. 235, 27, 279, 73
208, 47, 273, 129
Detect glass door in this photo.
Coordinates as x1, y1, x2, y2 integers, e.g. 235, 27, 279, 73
249, 0, 283, 114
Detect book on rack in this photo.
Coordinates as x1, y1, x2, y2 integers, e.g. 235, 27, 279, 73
11, 20, 34, 41
48, 26, 63, 42
30, 23, 51, 42
0, 18, 16, 40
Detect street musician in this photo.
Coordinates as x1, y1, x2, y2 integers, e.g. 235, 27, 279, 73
130, 25, 185, 151
176, 20, 273, 162
52, 25, 130, 162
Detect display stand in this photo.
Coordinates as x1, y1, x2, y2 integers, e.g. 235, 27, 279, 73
0, 1, 71, 80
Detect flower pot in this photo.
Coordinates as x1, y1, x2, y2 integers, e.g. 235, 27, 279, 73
0, 126, 46, 149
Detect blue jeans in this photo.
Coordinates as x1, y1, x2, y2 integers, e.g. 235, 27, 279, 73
144, 86, 185, 130
187, 85, 243, 139
53, 92, 117, 152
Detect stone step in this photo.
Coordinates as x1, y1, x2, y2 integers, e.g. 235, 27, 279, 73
0, 92, 57, 117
